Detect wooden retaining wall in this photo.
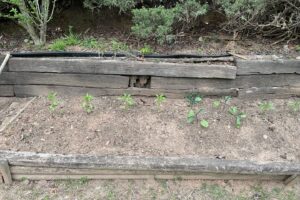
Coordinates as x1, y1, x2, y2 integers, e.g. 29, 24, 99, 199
0, 56, 300, 98
0, 151, 299, 184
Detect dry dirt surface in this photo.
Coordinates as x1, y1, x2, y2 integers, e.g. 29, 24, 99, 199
0, 179, 300, 200
0, 96, 299, 163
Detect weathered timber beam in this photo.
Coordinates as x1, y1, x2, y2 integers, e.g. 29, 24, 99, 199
236, 59, 300, 75
1, 151, 300, 176
8, 58, 237, 79
13, 85, 238, 98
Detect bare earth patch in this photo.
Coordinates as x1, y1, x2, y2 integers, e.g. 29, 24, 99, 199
0, 179, 299, 200
0, 96, 299, 163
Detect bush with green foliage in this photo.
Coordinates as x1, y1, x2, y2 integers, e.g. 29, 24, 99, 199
83, 0, 136, 12
131, 0, 208, 44
217, 0, 300, 41
0, 0, 57, 46
131, 6, 176, 44
174, 0, 208, 30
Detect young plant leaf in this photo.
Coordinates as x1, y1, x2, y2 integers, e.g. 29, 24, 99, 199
236, 116, 242, 128
229, 106, 238, 115
224, 96, 232, 103
47, 91, 59, 112
187, 110, 196, 123
119, 93, 135, 109
213, 100, 221, 108
200, 119, 209, 128
186, 93, 202, 106
259, 101, 274, 112
155, 93, 166, 106
81, 93, 94, 114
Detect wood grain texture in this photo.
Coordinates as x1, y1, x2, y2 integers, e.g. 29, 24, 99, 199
11, 174, 286, 181
151, 74, 300, 90
8, 166, 287, 181
0, 160, 12, 184
0, 85, 14, 97
239, 87, 300, 99
0, 73, 14, 84
2, 151, 300, 176
1, 72, 129, 88
8, 58, 237, 79
13, 85, 238, 98
236, 59, 300, 75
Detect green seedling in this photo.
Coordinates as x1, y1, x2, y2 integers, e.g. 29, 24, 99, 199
259, 101, 274, 112
224, 96, 232, 104
187, 109, 205, 124
229, 106, 246, 128
212, 100, 221, 108
140, 44, 154, 55
288, 101, 300, 112
186, 93, 202, 106
187, 110, 196, 123
119, 93, 135, 109
236, 112, 247, 128
200, 119, 209, 128
155, 93, 166, 106
228, 106, 238, 115
47, 92, 59, 111
81, 93, 94, 114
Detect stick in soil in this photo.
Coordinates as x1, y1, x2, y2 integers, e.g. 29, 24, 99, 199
0, 97, 36, 133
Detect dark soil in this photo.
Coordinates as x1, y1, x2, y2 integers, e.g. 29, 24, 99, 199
0, 96, 299, 162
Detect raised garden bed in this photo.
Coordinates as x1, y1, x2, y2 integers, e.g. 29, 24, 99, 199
0, 53, 300, 185
0, 96, 300, 184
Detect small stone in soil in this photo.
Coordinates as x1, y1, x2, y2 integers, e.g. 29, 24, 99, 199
263, 135, 268, 139
280, 153, 287, 159
268, 125, 276, 132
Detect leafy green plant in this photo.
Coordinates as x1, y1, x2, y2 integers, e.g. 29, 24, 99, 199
49, 27, 80, 51
218, 0, 299, 41
47, 92, 59, 111
81, 93, 94, 114
81, 37, 99, 49
155, 93, 166, 106
174, 0, 208, 29
229, 106, 246, 128
296, 45, 300, 52
212, 100, 221, 108
228, 106, 238, 115
186, 93, 202, 106
200, 119, 209, 128
224, 96, 232, 104
187, 110, 196, 123
259, 101, 275, 112
110, 39, 129, 53
49, 39, 67, 51
187, 108, 204, 124
0, 0, 57, 45
84, 0, 136, 13
236, 112, 247, 129
140, 44, 154, 55
288, 101, 300, 112
132, 6, 176, 44
131, 0, 208, 44
119, 93, 135, 109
